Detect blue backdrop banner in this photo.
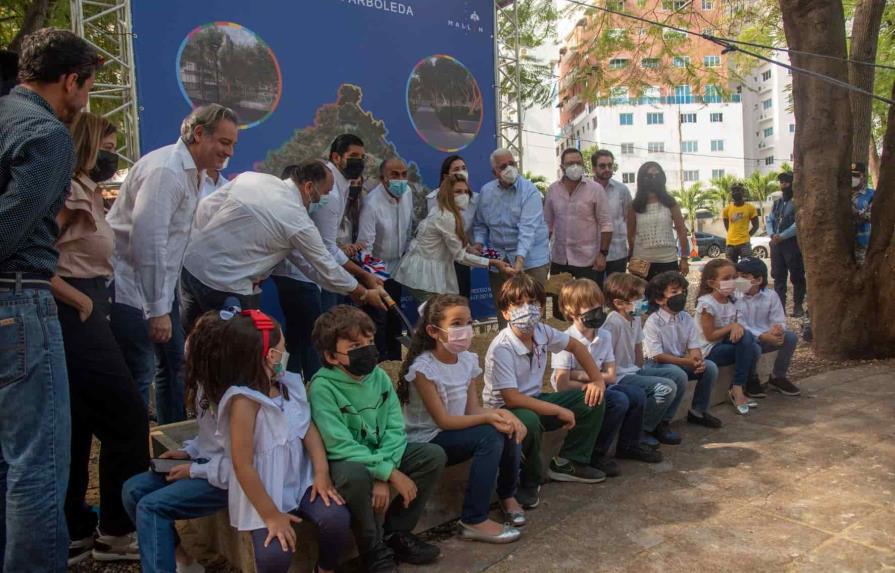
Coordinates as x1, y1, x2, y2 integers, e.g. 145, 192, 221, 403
131, 0, 498, 322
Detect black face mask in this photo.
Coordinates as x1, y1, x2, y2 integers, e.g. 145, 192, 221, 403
667, 293, 687, 313
90, 150, 119, 183
732, 193, 745, 204
782, 187, 793, 201
342, 157, 365, 180
343, 344, 378, 377
581, 307, 607, 330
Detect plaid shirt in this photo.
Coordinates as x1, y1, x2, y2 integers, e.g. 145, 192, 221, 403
0, 87, 75, 274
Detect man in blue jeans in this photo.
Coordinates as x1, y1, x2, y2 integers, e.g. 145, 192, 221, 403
0, 29, 101, 571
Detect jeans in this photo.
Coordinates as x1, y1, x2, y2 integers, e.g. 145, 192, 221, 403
430, 425, 520, 524
329, 442, 446, 556
759, 330, 798, 379
319, 290, 348, 313
250, 487, 351, 573
110, 293, 186, 424
273, 276, 322, 381
0, 288, 70, 572
489, 263, 549, 329
510, 389, 605, 487
122, 472, 228, 573
57, 278, 149, 538
725, 243, 752, 263
370, 279, 404, 362
594, 384, 646, 459
642, 360, 719, 417
705, 329, 760, 387
180, 268, 261, 335
618, 372, 677, 431
771, 239, 805, 310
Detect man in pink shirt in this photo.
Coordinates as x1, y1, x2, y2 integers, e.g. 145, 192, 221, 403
544, 148, 614, 294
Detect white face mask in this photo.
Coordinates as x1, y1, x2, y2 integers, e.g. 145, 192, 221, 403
221, 156, 230, 170
453, 169, 469, 181
564, 164, 584, 182
733, 277, 752, 297
500, 165, 519, 185
851, 176, 862, 189
455, 194, 470, 209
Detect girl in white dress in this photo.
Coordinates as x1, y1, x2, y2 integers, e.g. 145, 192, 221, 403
189, 310, 350, 573
394, 175, 514, 302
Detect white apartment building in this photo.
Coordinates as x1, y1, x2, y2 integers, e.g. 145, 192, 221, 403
738, 55, 796, 175
556, 96, 747, 192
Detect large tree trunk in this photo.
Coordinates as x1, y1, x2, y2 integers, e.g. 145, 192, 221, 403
780, 0, 895, 359
8, 0, 57, 54
848, 0, 886, 165
868, 134, 881, 185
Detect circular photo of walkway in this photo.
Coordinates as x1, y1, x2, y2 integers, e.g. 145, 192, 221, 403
177, 22, 282, 129
406, 55, 483, 152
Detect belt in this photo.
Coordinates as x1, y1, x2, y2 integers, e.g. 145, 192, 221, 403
0, 272, 53, 292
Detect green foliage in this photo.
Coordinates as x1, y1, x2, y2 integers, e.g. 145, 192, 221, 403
525, 170, 550, 195
707, 173, 740, 208
743, 170, 779, 203
0, 1, 69, 49
778, 162, 793, 174
498, 0, 559, 108
671, 181, 713, 232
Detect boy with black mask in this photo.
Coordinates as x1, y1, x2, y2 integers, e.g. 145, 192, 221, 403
768, 172, 806, 317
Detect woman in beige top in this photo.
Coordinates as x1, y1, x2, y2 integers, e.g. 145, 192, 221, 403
50, 112, 149, 563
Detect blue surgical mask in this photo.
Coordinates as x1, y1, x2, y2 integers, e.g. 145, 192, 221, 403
388, 179, 409, 197
307, 187, 331, 215
631, 298, 649, 317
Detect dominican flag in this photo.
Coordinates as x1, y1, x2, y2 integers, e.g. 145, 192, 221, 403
481, 247, 502, 260
357, 254, 390, 279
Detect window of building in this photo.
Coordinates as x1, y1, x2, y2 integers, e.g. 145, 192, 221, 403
789, 123, 795, 133
608, 28, 627, 40
662, 0, 689, 10
619, 113, 634, 125
712, 169, 726, 179
703, 55, 721, 68
702, 0, 714, 8
610, 86, 629, 103
762, 70, 772, 81
644, 86, 661, 102
683, 170, 700, 182
680, 113, 697, 124
764, 127, 774, 137
647, 112, 664, 125
621, 143, 635, 154
641, 57, 660, 69
762, 98, 773, 110
711, 139, 724, 152
702, 27, 715, 35
673, 56, 691, 68
663, 28, 687, 41
622, 172, 636, 183
710, 112, 723, 122
681, 140, 698, 153
648, 141, 665, 153
674, 84, 691, 103
609, 58, 629, 69
704, 84, 721, 103
765, 156, 775, 165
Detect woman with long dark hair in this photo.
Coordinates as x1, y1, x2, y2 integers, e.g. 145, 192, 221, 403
428, 155, 475, 299
627, 162, 690, 280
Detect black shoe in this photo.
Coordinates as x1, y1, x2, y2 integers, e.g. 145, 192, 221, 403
384, 532, 441, 565
590, 455, 622, 477
516, 484, 541, 509
745, 375, 767, 398
364, 543, 398, 573
768, 376, 801, 396
651, 421, 682, 445
616, 444, 663, 463
687, 410, 723, 428
791, 306, 804, 318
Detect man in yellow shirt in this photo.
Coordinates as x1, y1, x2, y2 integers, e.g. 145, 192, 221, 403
722, 183, 759, 263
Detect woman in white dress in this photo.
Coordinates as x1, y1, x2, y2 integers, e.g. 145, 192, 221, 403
395, 175, 514, 303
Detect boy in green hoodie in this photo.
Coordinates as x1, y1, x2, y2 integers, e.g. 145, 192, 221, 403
310, 305, 446, 573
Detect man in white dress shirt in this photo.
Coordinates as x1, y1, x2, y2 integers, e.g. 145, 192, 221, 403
180, 160, 386, 334
357, 157, 414, 360
107, 104, 238, 424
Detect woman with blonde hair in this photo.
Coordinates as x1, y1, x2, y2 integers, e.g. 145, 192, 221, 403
394, 174, 514, 303
51, 112, 149, 564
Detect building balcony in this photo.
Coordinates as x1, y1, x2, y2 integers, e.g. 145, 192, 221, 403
590, 94, 741, 106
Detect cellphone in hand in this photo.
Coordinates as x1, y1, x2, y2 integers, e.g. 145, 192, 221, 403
149, 458, 191, 474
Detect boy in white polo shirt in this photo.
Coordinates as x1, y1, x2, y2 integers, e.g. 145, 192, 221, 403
482, 274, 606, 509
642, 271, 723, 430
552, 279, 662, 478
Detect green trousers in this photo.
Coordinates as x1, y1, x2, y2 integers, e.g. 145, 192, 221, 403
329, 442, 446, 555
510, 389, 605, 487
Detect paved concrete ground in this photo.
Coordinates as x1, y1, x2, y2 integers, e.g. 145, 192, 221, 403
406, 362, 895, 573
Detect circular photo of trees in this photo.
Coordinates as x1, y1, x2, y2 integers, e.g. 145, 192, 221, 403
177, 22, 282, 129
406, 55, 483, 152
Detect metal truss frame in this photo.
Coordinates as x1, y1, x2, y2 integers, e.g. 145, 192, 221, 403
495, 0, 524, 171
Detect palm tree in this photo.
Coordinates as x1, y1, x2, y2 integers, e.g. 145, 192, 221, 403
778, 162, 793, 175
707, 174, 740, 213
671, 181, 714, 236
744, 171, 779, 203
524, 171, 550, 196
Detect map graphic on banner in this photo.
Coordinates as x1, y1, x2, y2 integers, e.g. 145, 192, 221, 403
131, 0, 497, 321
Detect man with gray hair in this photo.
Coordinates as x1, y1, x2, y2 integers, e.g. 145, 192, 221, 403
473, 148, 550, 327
107, 104, 238, 424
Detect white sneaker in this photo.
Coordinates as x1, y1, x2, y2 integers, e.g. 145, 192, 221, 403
68, 536, 94, 566
91, 529, 140, 561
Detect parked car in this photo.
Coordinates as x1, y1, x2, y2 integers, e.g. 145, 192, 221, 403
752, 232, 771, 258
693, 231, 726, 258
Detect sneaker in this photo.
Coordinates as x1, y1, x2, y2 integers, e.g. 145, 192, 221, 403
547, 458, 606, 483
745, 375, 767, 398
516, 484, 541, 509
616, 444, 663, 463
651, 421, 682, 445
590, 455, 621, 477
363, 543, 398, 573
69, 536, 94, 566
384, 532, 441, 565
687, 410, 723, 428
768, 376, 801, 396
92, 529, 139, 562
